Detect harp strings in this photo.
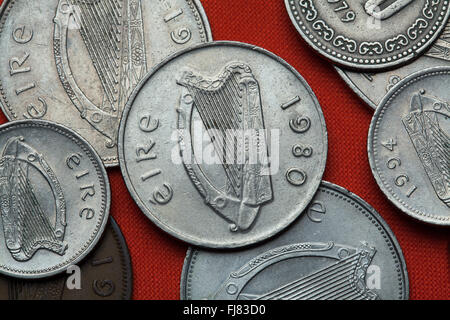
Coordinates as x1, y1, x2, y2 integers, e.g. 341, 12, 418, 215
12, 164, 59, 256
70, 0, 123, 111
255, 253, 367, 300
427, 115, 450, 180
187, 74, 244, 197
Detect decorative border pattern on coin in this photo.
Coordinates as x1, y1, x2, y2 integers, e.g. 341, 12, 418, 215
0, 120, 110, 278
285, 0, 450, 70
369, 68, 450, 225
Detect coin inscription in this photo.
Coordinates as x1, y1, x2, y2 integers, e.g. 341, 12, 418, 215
0, 120, 110, 278
119, 41, 328, 248
285, 0, 450, 70
0, 0, 212, 166
368, 67, 450, 225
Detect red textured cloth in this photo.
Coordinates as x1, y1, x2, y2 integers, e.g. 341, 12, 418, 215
1, 0, 448, 300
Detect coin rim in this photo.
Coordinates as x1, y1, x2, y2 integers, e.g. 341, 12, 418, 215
335, 66, 378, 109
0, 119, 111, 279
179, 180, 410, 300
0, 0, 213, 168
118, 40, 328, 249
284, 0, 450, 71
109, 217, 133, 300
368, 66, 450, 226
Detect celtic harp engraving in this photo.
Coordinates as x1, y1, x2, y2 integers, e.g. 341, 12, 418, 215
402, 91, 450, 207
176, 63, 273, 232
211, 242, 379, 300
53, 0, 148, 148
0, 137, 67, 262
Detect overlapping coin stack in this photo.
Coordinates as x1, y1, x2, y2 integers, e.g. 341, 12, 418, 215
0, 0, 447, 300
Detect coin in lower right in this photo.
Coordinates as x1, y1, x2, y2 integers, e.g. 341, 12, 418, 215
368, 66, 450, 225
180, 182, 409, 300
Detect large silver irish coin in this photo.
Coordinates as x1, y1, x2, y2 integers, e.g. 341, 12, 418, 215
119, 41, 328, 248
0, 0, 212, 167
285, 0, 450, 70
0, 120, 110, 278
180, 182, 409, 300
368, 67, 450, 225
337, 25, 450, 109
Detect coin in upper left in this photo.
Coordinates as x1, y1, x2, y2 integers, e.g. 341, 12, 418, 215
0, 120, 110, 278
0, 0, 212, 167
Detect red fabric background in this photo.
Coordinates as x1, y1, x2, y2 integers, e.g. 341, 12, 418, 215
0, 0, 448, 300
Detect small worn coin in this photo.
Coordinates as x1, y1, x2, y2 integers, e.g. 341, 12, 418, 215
337, 25, 450, 109
0, 0, 212, 167
180, 181, 409, 300
285, 0, 450, 71
368, 66, 450, 225
0, 120, 110, 278
0, 217, 132, 300
119, 41, 328, 248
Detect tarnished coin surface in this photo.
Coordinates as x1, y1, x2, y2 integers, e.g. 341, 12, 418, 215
337, 25, 450, 109
119, 41, 328, 248
0, 217, 132, 300
0, 120, 110, 278
368, 67, 450, 225
0, 0, 212, 167
180, 182, 409, 300
285, 0, 450, 70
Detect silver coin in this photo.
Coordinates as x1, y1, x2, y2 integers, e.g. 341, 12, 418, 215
337, 24, 450, 109
180, 181, 409, 300
0, 120, 110, 278
119, 41, 328, 248
368, 66, 450, 225
285, 0, 450, 71
0, 0, 212, 167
